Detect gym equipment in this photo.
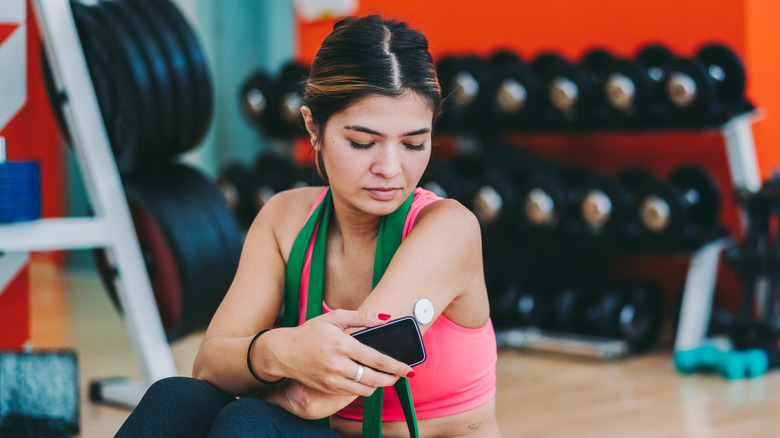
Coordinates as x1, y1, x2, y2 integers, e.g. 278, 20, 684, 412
252, 152, 305, 213
551, 287, 593, 335
673, 343, 768, 379
263, 61, 309, 139
239, 69, 274, 132
517, 164, 593, 244
635, 164, 722, 250
530, 49, 614, 128
601, 44, 677, 127
578, 167, 655, 247
581, 281, 665, 352
418, 157, 467, 202
0, 139, 42, 223
663, 42, 752, 125
487, 49, 542, 131
217, 160, 257, 230
0, 350, 79, 436
94, 163, 244, 342
63, 0, 213, 173
436, 54, 493, 132
486, 267, 554, 329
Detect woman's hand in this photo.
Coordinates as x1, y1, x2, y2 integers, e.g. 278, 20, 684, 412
259, 310, 413, 397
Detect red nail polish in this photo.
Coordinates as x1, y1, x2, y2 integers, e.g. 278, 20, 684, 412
406, 371, 416, 378
378, 313, 391, 321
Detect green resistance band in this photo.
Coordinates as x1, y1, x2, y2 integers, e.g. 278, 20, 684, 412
284, 189, 419, 437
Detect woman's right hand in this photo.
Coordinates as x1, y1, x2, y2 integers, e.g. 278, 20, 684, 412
257, 310, 414, 397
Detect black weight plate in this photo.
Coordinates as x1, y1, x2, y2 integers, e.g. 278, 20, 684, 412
72, 1, 144, 174
603, 58, 654, 117
108, 0, 177, 160
218, 160, 258, 230
419, 158, 467, 203
664, 58, 715, 115
165, 164, 244, 324
276, 61, 309, 137
488, 50, 542, 129
696, 43, 747, 102
579, 173, 631, 236
669, 164, 721, 226
635, 180, 686, 244
152, 0, 213, 152
619, 282, 664, 351
552, 288, 589, 334
239, 69, 274, 128
90, 1, 159, 165
92, 186, 188, 341
128, 0, 195, 152
253, 153, 298, 212
636, 44, 676, 83
436, 54, 493, 130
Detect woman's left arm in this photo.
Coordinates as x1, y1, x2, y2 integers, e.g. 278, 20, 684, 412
360, 199, 490, 333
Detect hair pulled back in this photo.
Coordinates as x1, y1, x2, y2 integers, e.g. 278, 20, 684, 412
303, 15, 442, 182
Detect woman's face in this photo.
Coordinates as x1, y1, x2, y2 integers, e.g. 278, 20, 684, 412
313, 92, 433, 217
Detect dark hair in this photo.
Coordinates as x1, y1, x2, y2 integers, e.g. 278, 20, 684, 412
303, 15, 442, 182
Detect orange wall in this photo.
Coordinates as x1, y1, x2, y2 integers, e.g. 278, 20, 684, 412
296, 0, 779, 312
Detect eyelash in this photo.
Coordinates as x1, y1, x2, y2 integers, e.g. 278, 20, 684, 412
349, 141, 426, 151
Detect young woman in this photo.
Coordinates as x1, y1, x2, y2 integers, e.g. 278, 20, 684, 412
116, 15, 499, 438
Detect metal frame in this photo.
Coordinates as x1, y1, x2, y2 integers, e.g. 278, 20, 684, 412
0, 0, 177, 408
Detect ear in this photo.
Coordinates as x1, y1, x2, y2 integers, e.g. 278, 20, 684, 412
300, 106, 318, 145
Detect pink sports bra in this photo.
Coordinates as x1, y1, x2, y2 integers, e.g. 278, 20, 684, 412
294, 187, 497, 421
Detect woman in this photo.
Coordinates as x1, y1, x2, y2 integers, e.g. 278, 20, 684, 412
116, 15, 499, 437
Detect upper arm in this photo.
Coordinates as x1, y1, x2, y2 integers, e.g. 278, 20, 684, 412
201, 188, 318, 341
358, 199, 489, 332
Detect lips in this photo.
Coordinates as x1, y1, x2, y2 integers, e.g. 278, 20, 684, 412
366, 187, 400, 201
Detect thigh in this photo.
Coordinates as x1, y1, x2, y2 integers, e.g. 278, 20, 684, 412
207, 398, 343, 438
115, 376, 236, 438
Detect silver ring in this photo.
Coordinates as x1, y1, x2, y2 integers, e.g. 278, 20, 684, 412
352, 364, 364, 383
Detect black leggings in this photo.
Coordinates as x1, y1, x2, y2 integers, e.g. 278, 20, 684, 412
114, 377, 343, 437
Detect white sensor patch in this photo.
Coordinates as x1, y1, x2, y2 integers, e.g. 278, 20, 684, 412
412, 298, 434, 325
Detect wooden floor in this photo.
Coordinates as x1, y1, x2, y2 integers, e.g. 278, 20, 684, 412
27, 262, 780, 437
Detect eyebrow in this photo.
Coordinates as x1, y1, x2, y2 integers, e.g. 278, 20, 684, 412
344, 125, 431, 137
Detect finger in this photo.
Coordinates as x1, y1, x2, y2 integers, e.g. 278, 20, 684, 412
343, 363, 399, 397
325, 309, 392, 331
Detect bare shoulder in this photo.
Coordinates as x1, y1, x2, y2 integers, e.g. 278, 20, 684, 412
245, 186, 328, 258
413, 198, 482, 242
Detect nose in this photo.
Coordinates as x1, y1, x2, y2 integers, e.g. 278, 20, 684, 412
371, 144, 402, 179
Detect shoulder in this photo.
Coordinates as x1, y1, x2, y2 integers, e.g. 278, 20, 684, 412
414, 197, 481, 239
245, 186, 328, 258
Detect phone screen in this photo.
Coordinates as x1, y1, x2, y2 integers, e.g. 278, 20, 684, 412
351, 316, 426, 367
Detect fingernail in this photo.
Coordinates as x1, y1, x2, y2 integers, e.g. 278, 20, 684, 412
378, 313, 391, 321
406, 371, 416, 378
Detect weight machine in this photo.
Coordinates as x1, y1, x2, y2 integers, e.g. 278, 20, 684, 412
0, 0, 177, 407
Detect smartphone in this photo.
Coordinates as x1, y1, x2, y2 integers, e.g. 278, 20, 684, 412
351, 316, 426, 367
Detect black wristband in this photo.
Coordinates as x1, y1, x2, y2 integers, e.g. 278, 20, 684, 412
247, 329, 286, 385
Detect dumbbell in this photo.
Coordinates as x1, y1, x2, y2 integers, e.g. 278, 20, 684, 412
259, 61, 309, 139
577, 167, 656, 247
486, 267, 554, 329
239, 69, 274, 132
217, 160, 256, 230
418, 157, 468, 203
550, 287, 594, 335
436, 54, 494, 132
674, 344, 768, 379
600, 44, 677, 127
487, 49, 542, 131
530, 49, 615, 128
635, 164, 722, 249
251, 152, 305, 215
663, 42, 752, 125
517, 164, 593, 244
581, 281, 665, 352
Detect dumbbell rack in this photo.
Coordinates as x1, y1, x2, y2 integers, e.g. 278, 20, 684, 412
495, 111, 762, 360
0, 0, 177, 408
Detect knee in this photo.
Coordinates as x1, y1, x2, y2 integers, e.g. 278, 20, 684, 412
208, 399, 284, 437
141, 376, 235, 408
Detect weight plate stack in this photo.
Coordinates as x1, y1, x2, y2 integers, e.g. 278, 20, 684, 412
94, 163, 244, 342
71, 1, 146, 174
